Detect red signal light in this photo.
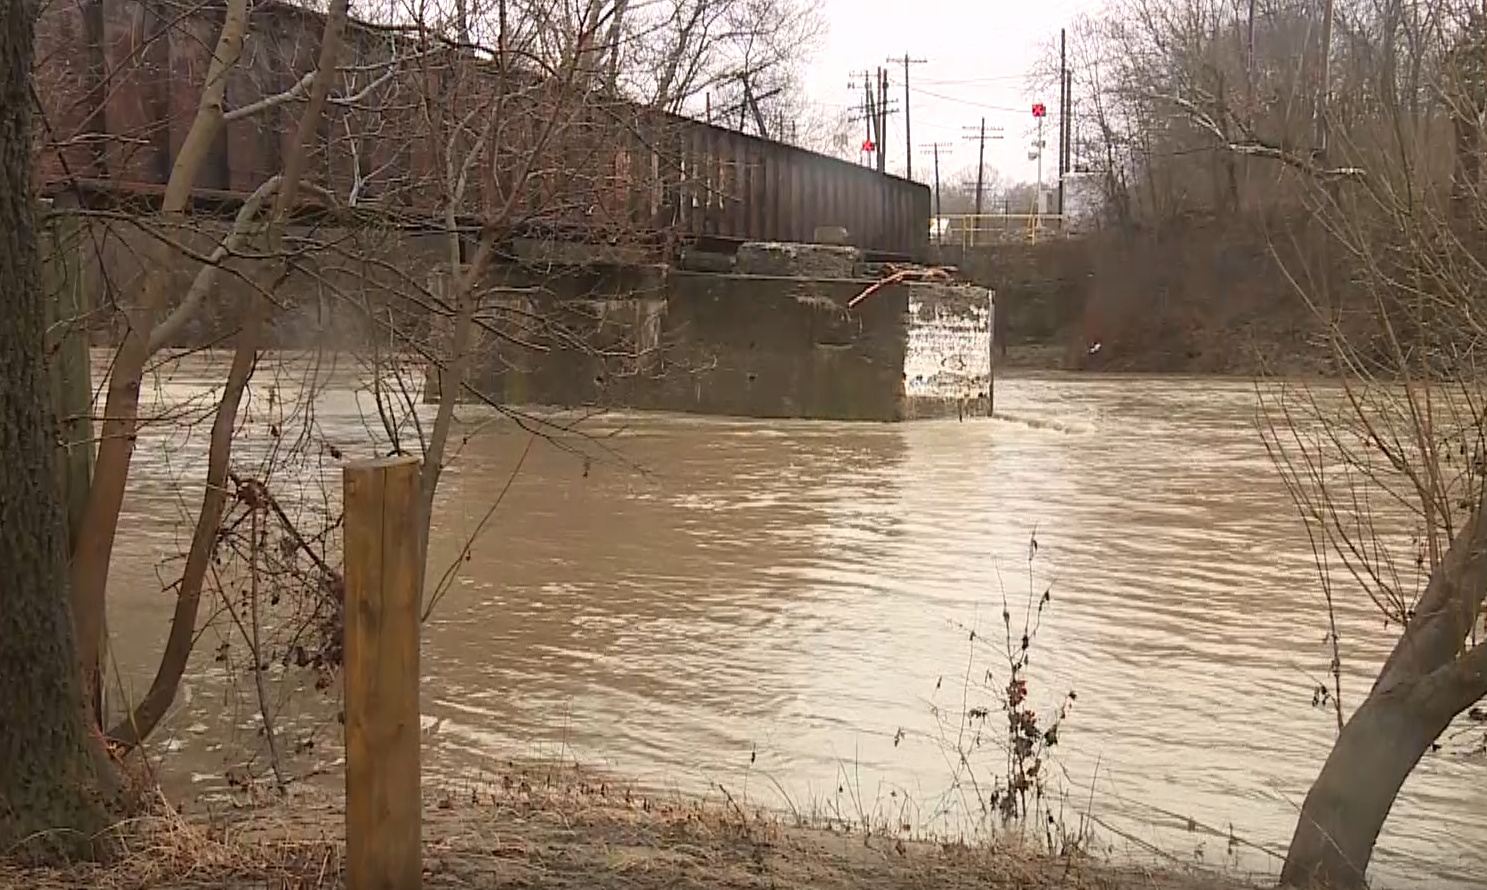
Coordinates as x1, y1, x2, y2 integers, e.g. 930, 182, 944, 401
1032, 102, 1047, 118
861, 138, 876, 152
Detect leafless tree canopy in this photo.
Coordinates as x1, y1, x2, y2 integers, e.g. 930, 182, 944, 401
1045, 0, 1487, 885
19, 0, 860, 803
1054, 0, 1484, 226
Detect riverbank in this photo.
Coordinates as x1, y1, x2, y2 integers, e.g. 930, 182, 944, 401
0, 763, 1266, 890
961, 220, 1348, 379
995, 341, 1337, 378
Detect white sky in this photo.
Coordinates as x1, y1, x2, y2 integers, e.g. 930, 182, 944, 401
803, 0, 1108, 187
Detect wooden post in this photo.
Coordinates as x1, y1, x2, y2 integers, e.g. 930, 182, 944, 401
42, 195, 104, 724
343, 455, 423, 890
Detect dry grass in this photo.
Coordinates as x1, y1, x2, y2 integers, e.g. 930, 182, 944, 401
0, 763, 1265, 890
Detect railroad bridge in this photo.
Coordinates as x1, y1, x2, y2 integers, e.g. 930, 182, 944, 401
35, 0, 930, 259
33, 0, 974, 422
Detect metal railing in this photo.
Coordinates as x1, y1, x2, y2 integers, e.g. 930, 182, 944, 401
931, 213, 1069, 248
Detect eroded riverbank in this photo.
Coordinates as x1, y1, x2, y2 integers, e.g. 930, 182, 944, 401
0, 763, 1266, 890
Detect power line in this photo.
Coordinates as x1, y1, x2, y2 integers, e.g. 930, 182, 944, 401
920, 73, 1030, 86
908, 85, 1027, 115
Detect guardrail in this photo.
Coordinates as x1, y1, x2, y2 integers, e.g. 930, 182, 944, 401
932, 213, 1070, 247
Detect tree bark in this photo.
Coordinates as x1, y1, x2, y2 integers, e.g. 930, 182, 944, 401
0, 0, 112, 859
1282, 508, 1487, 888
1280, 685, 1453, 888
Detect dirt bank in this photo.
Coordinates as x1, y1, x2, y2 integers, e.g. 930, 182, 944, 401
1, 763, 1264, 890
948, 219, 1350, 378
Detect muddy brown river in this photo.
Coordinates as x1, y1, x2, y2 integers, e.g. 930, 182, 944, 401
103, 352, 1484, 888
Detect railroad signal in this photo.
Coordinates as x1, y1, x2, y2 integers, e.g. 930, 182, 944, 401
861, 138, 876, 152
1032, 102, 1047, 118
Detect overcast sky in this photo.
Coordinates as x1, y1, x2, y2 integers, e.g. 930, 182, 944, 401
802, 0, 1108, 187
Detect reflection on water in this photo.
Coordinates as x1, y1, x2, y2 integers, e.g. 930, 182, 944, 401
104, 353, 1485, 888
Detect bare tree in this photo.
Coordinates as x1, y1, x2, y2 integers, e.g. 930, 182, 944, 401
1064, 0, 1487, 885
61, 0, 256, 724
623, 0, 825, 129
102, 0, 356, 753
1261, 10, 1487, 885
30, 0, 762, 789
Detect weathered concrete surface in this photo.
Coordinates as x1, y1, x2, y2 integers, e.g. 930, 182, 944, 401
458, 264, 910, 422
449, 255, 995, 423
813, 226, 851, 245
734, 242, 863, 279
929, 241, 1086, 363
900, 281, 994, 419
69, 216, 984, 423
677, 248, 737, 273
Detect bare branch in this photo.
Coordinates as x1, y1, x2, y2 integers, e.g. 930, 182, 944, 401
146, 175, 282, 355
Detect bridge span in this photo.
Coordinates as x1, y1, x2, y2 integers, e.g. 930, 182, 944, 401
36, 0, 930, 258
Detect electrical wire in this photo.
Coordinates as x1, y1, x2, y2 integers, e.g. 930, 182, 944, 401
919, 73, 1033, 86
909, 85, 1029, 115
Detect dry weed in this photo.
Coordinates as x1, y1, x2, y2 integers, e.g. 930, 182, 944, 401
1, 762, 1265, 890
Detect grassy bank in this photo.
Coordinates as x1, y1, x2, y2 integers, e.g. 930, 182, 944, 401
0, 762, 1264, 890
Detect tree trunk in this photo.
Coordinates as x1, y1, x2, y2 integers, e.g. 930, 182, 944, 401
109, 0, 350, 748
1280, 495, 1487, 889
68, 0, 250, 711
1280, 669, 1463, 888
602, 0, 629, 93
0, 0, 112, 859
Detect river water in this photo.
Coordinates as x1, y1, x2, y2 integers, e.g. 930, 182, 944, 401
104, 352, 1485, 888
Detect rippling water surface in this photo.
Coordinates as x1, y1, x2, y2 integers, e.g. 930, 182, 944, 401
105, 353, 1486, 888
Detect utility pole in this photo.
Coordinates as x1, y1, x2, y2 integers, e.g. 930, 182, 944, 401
1058, 27, 1067, 218
1035, 114, 1045, 231
1064, 70, 1073, 175
920, 141, 954, 243
877, 67, 889, 173
848, 68, 898, 171
932, 143, 942, 238
1029, 101, 1047, 242
888, 54, 927, 179
973, 119, 987, 217
455, 0, 470, 44
1315, 0, 1335, 158
848, 70, 876, 167
963, 119, 1005, 244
